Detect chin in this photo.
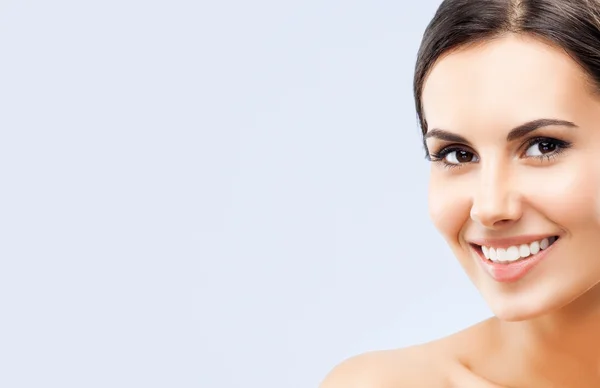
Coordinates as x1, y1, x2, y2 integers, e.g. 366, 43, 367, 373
487, 301, 537, 321
483, 286, 585, 322
491, 306, 542, 322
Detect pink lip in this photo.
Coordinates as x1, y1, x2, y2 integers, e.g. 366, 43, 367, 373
472, 238, 559, 283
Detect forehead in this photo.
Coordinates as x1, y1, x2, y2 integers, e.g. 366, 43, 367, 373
421, 34, 595, 132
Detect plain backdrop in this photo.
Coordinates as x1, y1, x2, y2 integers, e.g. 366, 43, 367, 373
0, 0, 493, 387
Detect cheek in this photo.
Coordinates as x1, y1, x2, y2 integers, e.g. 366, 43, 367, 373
524, 160, 600, 225
428, 172, 472, 240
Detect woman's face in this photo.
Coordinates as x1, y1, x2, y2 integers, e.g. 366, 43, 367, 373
422, 34, 600, 321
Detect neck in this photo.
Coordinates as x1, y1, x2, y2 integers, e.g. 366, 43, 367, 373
504, 284, 600, 372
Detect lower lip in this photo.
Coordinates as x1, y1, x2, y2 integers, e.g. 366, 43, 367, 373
474, 240, 558, 283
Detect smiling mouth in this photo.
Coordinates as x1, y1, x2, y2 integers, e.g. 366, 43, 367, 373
471, 236, 559, 264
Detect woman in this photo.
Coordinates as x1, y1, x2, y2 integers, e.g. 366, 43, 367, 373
322, 0, 600, 387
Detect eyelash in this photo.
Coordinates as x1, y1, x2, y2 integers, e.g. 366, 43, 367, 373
427, 137, 572, 170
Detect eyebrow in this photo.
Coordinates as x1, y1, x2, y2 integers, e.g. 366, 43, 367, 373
423, 118, 578, 145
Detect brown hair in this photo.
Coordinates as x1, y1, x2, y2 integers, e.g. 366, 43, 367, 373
413, 0, 600, 137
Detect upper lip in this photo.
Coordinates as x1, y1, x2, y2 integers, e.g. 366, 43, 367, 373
467, 234, 559, 249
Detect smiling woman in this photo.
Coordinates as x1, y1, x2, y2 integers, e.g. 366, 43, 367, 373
321, 0, 600, 387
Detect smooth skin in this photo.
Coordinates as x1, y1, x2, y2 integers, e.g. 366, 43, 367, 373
321, 34, 600, 387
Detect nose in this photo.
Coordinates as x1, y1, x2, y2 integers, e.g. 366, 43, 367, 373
470, 163, 522, 229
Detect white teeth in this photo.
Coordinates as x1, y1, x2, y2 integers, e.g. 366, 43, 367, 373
507, 246, 520, 261
480, 236, 557, 263
482, 246, 489, 258
530, 241, 540, 255
519, 244, 531, 258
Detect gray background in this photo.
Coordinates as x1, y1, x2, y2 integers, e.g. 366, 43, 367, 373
0, 0, 492, 387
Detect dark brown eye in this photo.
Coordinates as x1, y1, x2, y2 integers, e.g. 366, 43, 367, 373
538, 142, 556, 154
524, 138, 564, 157
457, 150, 475, 162
446, 150, 477, 164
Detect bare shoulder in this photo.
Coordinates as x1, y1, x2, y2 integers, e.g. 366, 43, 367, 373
319, 344, 449, 388
320, 319, 502, 388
